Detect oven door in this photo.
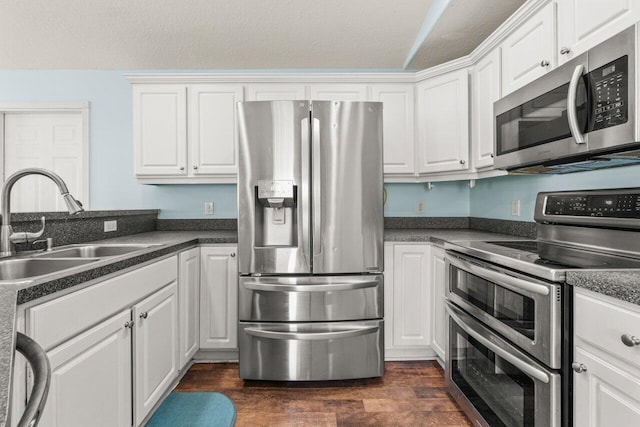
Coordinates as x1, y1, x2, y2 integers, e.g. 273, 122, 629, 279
446, 302, 560, 427
445, 252, 561, 369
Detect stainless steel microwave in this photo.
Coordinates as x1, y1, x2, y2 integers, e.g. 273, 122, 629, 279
494, 26, 638, 172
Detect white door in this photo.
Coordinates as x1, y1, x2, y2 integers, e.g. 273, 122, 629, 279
370, 84, 415, 176
309, 84, 368, 101
178, 247, 200, 369
133, 283, 178, 425
431, 246, 447, 361
417, 69, 470, 174
4, 112, 86, 212
558, 0, 640, 64
501, 2, 555, 95
37, 310, 132, 427
200, 246, 238, 349
188, 84, 243, 176
245, 84, 307, 101
472, 49, 501, 169
574, 346, 640, 427
133, 84, 187, 176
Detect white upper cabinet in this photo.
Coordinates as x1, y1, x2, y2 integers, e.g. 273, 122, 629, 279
501, 2, 556, 96
416, 69, 470, 174
557, 0, 640, 64
309, 84, 368, 101
245, 83, 307, 100
472, 49, 501, 169
188, 85, 242, 177
371, 84, 416, 176
133, 84, 187, 176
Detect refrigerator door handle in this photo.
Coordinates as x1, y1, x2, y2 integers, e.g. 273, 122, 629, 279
244, 326, 379, 341
301, 116, 312, 268
312, 117, 322, 257
243, 279, 379, 292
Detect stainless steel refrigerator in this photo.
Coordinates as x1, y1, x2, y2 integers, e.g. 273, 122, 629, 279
237, 100, 384, 381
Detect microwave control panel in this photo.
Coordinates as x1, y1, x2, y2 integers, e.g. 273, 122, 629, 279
589, 55, 628, 131
545, 192, 640, 218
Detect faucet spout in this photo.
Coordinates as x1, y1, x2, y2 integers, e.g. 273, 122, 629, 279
0, 168, 84, 256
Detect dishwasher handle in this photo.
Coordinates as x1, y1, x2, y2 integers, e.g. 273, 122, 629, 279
15, 332, 50, 427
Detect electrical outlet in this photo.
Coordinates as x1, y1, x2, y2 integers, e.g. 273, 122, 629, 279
416, 201, 425, 214
104, 220, 117, 232
205, 202, 214, 215
511, 199, 521, 217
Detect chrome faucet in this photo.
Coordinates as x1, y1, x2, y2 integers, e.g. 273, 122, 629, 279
0, 168, 84, 257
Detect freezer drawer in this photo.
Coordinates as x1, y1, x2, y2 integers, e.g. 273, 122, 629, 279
239, 320, 384, 380
239, 275, 383, 322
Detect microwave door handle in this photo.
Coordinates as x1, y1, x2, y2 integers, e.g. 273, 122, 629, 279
567, 64, 586, 144
446, 302, 550, 384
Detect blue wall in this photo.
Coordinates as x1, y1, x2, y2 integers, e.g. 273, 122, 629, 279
1, 70, 638, 220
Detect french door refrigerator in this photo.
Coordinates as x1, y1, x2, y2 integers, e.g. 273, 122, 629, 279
237, 100, 384, 381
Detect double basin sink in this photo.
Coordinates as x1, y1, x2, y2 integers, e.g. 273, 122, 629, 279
0, 244, 158, 281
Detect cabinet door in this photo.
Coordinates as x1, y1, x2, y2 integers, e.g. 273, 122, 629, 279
574, 346, 640, 427
417, 69, 469, 174
430, 246, 447, 361
245, 84, 307, 101
389, 244, 431, 350
133, 283, 178, 426
472, 49, 500, 169
200, 246, 238, 349
309, 84, 368, 101
370, 84, 415, 176
558, 0, 640, 64
501, 2, 555, 95
188, 84, 243, 176
38, 310, 132, 427
133, 84, 187, 176
178, 247, 200, 369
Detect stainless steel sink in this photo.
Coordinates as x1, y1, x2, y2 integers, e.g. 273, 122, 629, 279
34, 244, 155, 259
0, 258, 98, 281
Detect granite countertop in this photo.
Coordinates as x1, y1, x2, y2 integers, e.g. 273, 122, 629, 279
566, 271, 640, 306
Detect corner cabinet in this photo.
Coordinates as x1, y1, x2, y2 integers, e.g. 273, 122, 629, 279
430, 246, 447, 362
132, 83, 243, 183
178, 247, 200, 369
573, 288, 640, 426
416, 69, 470, 175
472, 49, 501, 170
199, 245, 238, 351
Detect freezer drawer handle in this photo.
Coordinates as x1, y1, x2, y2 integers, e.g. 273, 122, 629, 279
243, 279, 378, 292
446, 302, 550, 383
245, 326, 379, 341
447, 254, 550, 296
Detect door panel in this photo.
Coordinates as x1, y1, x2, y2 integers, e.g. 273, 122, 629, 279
311, 101, 383, 274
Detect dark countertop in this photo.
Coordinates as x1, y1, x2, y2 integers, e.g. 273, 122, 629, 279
566, 271, 640, 306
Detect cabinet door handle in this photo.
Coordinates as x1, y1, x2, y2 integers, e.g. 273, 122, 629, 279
230, 253, 236, 257
621, 334, 640, 347
571, 362, 587, 373
490, 153, 494, 158
179, 166, 185, 171
139, 312, 148, 320
540, 60, 550, 67
459, 159, 466, 165
193, 165, 198, 170
560, 47, 571, 55
124, 321, 135, 329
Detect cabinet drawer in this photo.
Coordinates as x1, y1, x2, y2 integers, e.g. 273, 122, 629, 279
575, 289, 640, 370
28, 256, 178, 351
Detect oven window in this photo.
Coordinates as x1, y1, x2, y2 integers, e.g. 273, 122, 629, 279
495, 78, 587, 156
450, 266, 535, 339
450, 319, 535, 427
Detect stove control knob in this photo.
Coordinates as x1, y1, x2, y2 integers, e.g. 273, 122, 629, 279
621, 334, 640, 347
572, 362, 588, 373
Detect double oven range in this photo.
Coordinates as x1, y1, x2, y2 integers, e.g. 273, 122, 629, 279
444, 188, 640, 427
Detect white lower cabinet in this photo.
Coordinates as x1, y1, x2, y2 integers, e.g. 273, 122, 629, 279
133, 283, 178, 426
199, 245, 238, 350
430, 246, 447, 362
573, 288, 640, 426
178, 248, 200, 369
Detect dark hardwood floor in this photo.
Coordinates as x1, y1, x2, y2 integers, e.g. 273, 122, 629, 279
175, 361, 472, 426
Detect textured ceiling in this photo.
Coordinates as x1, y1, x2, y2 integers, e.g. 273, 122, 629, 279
0, 0, 525, 71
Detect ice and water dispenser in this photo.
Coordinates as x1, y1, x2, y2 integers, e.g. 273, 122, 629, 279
255, 180, 297, 247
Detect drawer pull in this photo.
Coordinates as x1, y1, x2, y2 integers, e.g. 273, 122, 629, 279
572, 362, 587, 373
621, 334, 640, 347
124, 321, 135, 329
139, 312, 148, 320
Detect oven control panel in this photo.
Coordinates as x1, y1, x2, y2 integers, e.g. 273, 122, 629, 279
544, 192, 640, 218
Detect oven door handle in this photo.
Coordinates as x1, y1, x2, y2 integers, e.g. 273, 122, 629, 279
446, 302, 550, 384
447, 255, 550, 296
245, 326, 379, 341
567, 64, 586, 144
